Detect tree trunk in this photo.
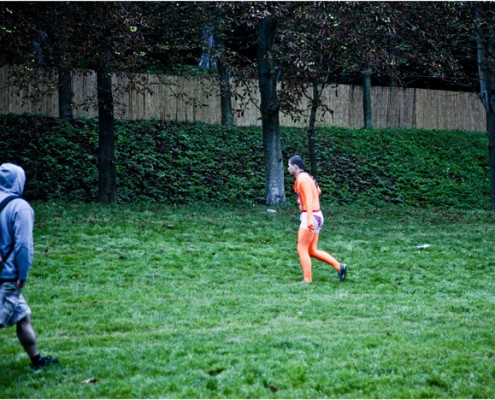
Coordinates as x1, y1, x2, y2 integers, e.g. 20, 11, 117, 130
257, 17, 285, 206
487, 108, 495, 210
475, 5, 495, 210
308, 82, 321, 178
56, 3, 72, 119
363, 67, 373, 129
96, 69, 116, 203
216, 38, 233, 126
58, 66, 73, 119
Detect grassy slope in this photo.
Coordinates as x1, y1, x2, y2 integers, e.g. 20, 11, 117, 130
0, 202, 494, 398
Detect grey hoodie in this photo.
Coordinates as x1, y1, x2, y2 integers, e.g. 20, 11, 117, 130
0, 163, 34, 282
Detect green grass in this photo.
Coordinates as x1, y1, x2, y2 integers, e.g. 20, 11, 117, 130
1, 202, 494, 398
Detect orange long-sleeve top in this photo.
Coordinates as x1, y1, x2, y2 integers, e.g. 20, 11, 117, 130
294, 172, 322, 223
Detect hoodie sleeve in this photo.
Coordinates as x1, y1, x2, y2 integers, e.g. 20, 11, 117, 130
13, 206, 34, 281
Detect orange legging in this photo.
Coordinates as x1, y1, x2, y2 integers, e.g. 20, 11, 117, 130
297, 228, 340, 282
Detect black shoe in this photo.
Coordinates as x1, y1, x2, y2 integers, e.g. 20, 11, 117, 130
338, 264, 347, 282
32, 356, 59, 370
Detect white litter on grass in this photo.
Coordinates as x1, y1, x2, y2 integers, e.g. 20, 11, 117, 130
267, 209, 277, 213
415, 244, 431, 249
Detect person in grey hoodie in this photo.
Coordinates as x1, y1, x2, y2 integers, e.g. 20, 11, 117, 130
0, 163, 58, 370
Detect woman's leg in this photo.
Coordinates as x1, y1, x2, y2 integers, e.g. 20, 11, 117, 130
297, 228, 316, 282
308, 232, 340, 271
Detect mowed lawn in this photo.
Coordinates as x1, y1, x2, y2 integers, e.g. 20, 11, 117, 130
0, 202, 494, 398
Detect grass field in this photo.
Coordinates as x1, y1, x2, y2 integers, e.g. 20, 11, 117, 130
1, 202, 494, 398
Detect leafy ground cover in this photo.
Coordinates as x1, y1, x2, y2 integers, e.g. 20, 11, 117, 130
0, 202, 494, 398
1, 114, 490, 209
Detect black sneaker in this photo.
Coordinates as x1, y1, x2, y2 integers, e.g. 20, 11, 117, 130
32, 356, 59, 370
338, 264, 347, 282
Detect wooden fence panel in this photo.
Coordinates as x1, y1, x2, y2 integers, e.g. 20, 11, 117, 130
0, 65, 486, 131
72, 70, 97, 118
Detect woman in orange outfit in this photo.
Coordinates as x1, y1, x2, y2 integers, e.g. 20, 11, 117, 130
288, 155, 347, 283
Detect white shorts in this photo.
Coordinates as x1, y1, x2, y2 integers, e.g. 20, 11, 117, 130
0, 282, 31, 328
299, 210, 324, 233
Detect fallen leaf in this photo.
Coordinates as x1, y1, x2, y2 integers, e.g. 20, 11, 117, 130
266, 385, 278, 392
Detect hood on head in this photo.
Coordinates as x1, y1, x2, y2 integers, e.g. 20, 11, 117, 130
0, 163, 26, 196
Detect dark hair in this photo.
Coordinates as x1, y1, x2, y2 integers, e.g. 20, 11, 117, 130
289, 155, 305, 170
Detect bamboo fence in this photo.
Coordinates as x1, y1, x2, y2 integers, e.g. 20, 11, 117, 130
0, 66, 486, 131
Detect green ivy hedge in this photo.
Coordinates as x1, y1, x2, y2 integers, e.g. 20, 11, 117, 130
0, 114, 489, 209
